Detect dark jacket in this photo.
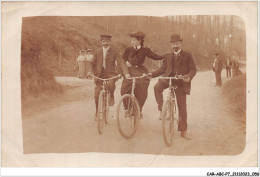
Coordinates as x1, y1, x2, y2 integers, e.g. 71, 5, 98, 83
151, 50, 197, 95
225, 58, 232, 68
89, 47, 129, 84
123, 46, 164, 67
212, 58, 223, 72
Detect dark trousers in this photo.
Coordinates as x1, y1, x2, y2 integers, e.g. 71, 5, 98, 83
120, 66, 150, 111
154, 79, 187, 131
226, 67, 231, 78
215, 71, 222, 86
94, 69, 116, 114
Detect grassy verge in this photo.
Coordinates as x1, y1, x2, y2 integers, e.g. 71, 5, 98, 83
22, 78, 94, 118
222, 73, 246, 123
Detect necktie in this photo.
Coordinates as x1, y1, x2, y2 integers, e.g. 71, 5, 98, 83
103, 50, 107, 69
174, 54, 179, 75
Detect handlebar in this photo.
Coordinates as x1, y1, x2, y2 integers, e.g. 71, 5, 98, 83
124, 74, 184, 81
90, 74, 121, 81
141, 73, 184, 80
126, 74, 148, 80
158, 75, 183, 80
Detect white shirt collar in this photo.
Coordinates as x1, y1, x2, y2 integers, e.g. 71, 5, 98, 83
103, 47, 110, 51
174, 49, 181, 55
135, 45, 141, 50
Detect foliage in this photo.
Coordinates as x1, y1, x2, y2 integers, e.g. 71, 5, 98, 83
222, 74, 246, 115
21, 16, 246, 101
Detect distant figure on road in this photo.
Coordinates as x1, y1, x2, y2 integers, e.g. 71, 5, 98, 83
85, 49, 94, 79
231, 58, 241, 77
212, 53, 223, 87
148, 34, 197, 140
225, 57, 232, 78
120, 31, 165, 119
87, 34, 129, 120
76, 50, 86, 78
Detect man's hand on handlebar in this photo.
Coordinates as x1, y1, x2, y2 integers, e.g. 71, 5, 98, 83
181, 74, 190, 83
143, 73, 152, 79
87, 72, 93, 79
126, 61, 132, 67
125, 74, 131, 79
118, 74, 122, 79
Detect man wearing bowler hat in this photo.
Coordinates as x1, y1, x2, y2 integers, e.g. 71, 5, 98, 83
88, 34, 130, 120
148, 34, 197, 140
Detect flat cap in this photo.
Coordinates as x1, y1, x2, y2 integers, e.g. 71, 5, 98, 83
100, 34, 112, 39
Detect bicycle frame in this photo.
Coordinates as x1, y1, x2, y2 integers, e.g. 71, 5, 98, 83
159, 75, 182, 122
168, 80, 178, 123
115, 74, 147, 139
126, 75, 147, 96
91, 74, 121, 93
91, 74, 121, 133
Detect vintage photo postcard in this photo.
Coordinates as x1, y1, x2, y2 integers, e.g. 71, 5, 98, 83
1, 1, 258, 168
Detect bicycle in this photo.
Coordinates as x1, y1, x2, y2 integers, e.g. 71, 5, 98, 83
91, 74, 121, 134
158, 75, 183, 146
116, 74, 147, 139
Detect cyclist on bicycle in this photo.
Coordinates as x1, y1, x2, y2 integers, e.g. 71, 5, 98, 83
120, 31, 165, 119
147, 34, 197, 140
87, 34, 130, 120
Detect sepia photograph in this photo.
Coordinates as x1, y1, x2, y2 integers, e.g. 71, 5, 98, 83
1, 1, 258, 171
21, 15, 246, 155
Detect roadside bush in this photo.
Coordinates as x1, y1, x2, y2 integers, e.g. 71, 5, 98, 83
222, 74, 246, 115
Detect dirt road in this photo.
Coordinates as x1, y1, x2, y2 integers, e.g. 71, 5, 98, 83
22, 71, 245, 155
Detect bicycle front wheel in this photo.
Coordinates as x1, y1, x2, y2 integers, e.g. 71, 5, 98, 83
116, 94, 140, 139
104, 92, 110, 124
97, 90, 106, 134
161, 99, 174, 146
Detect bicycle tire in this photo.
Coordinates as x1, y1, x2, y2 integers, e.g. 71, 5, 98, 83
104, 92, 110, 124
161, 99, 174, 146
97, 90, 106, 134
116, 94, 140, 139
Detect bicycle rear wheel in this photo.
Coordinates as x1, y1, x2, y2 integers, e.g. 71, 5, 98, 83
97, 90, 106, 134
116, 94, 140, 139
161, 99, 174, 146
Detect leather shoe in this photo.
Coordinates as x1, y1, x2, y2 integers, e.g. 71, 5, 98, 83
180, 131, 191, 140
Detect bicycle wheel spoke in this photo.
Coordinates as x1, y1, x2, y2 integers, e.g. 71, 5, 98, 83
162, 100, 174, 146
97, 91, 106, 134
116, 95, 140, 139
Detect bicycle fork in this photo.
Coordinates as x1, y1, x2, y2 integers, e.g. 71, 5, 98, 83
124, 78, 136, 121
100, 82, 108, 115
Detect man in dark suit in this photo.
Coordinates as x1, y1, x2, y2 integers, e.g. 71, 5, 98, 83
212, 53, 223, 86
148, 34, 197, 140
88, 34, 130, 119
225, 57, 232, 78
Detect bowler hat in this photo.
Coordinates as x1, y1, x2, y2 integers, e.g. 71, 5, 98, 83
169, 34, 182, 42
128, 31, 146, 39
100, 34, 112, 40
